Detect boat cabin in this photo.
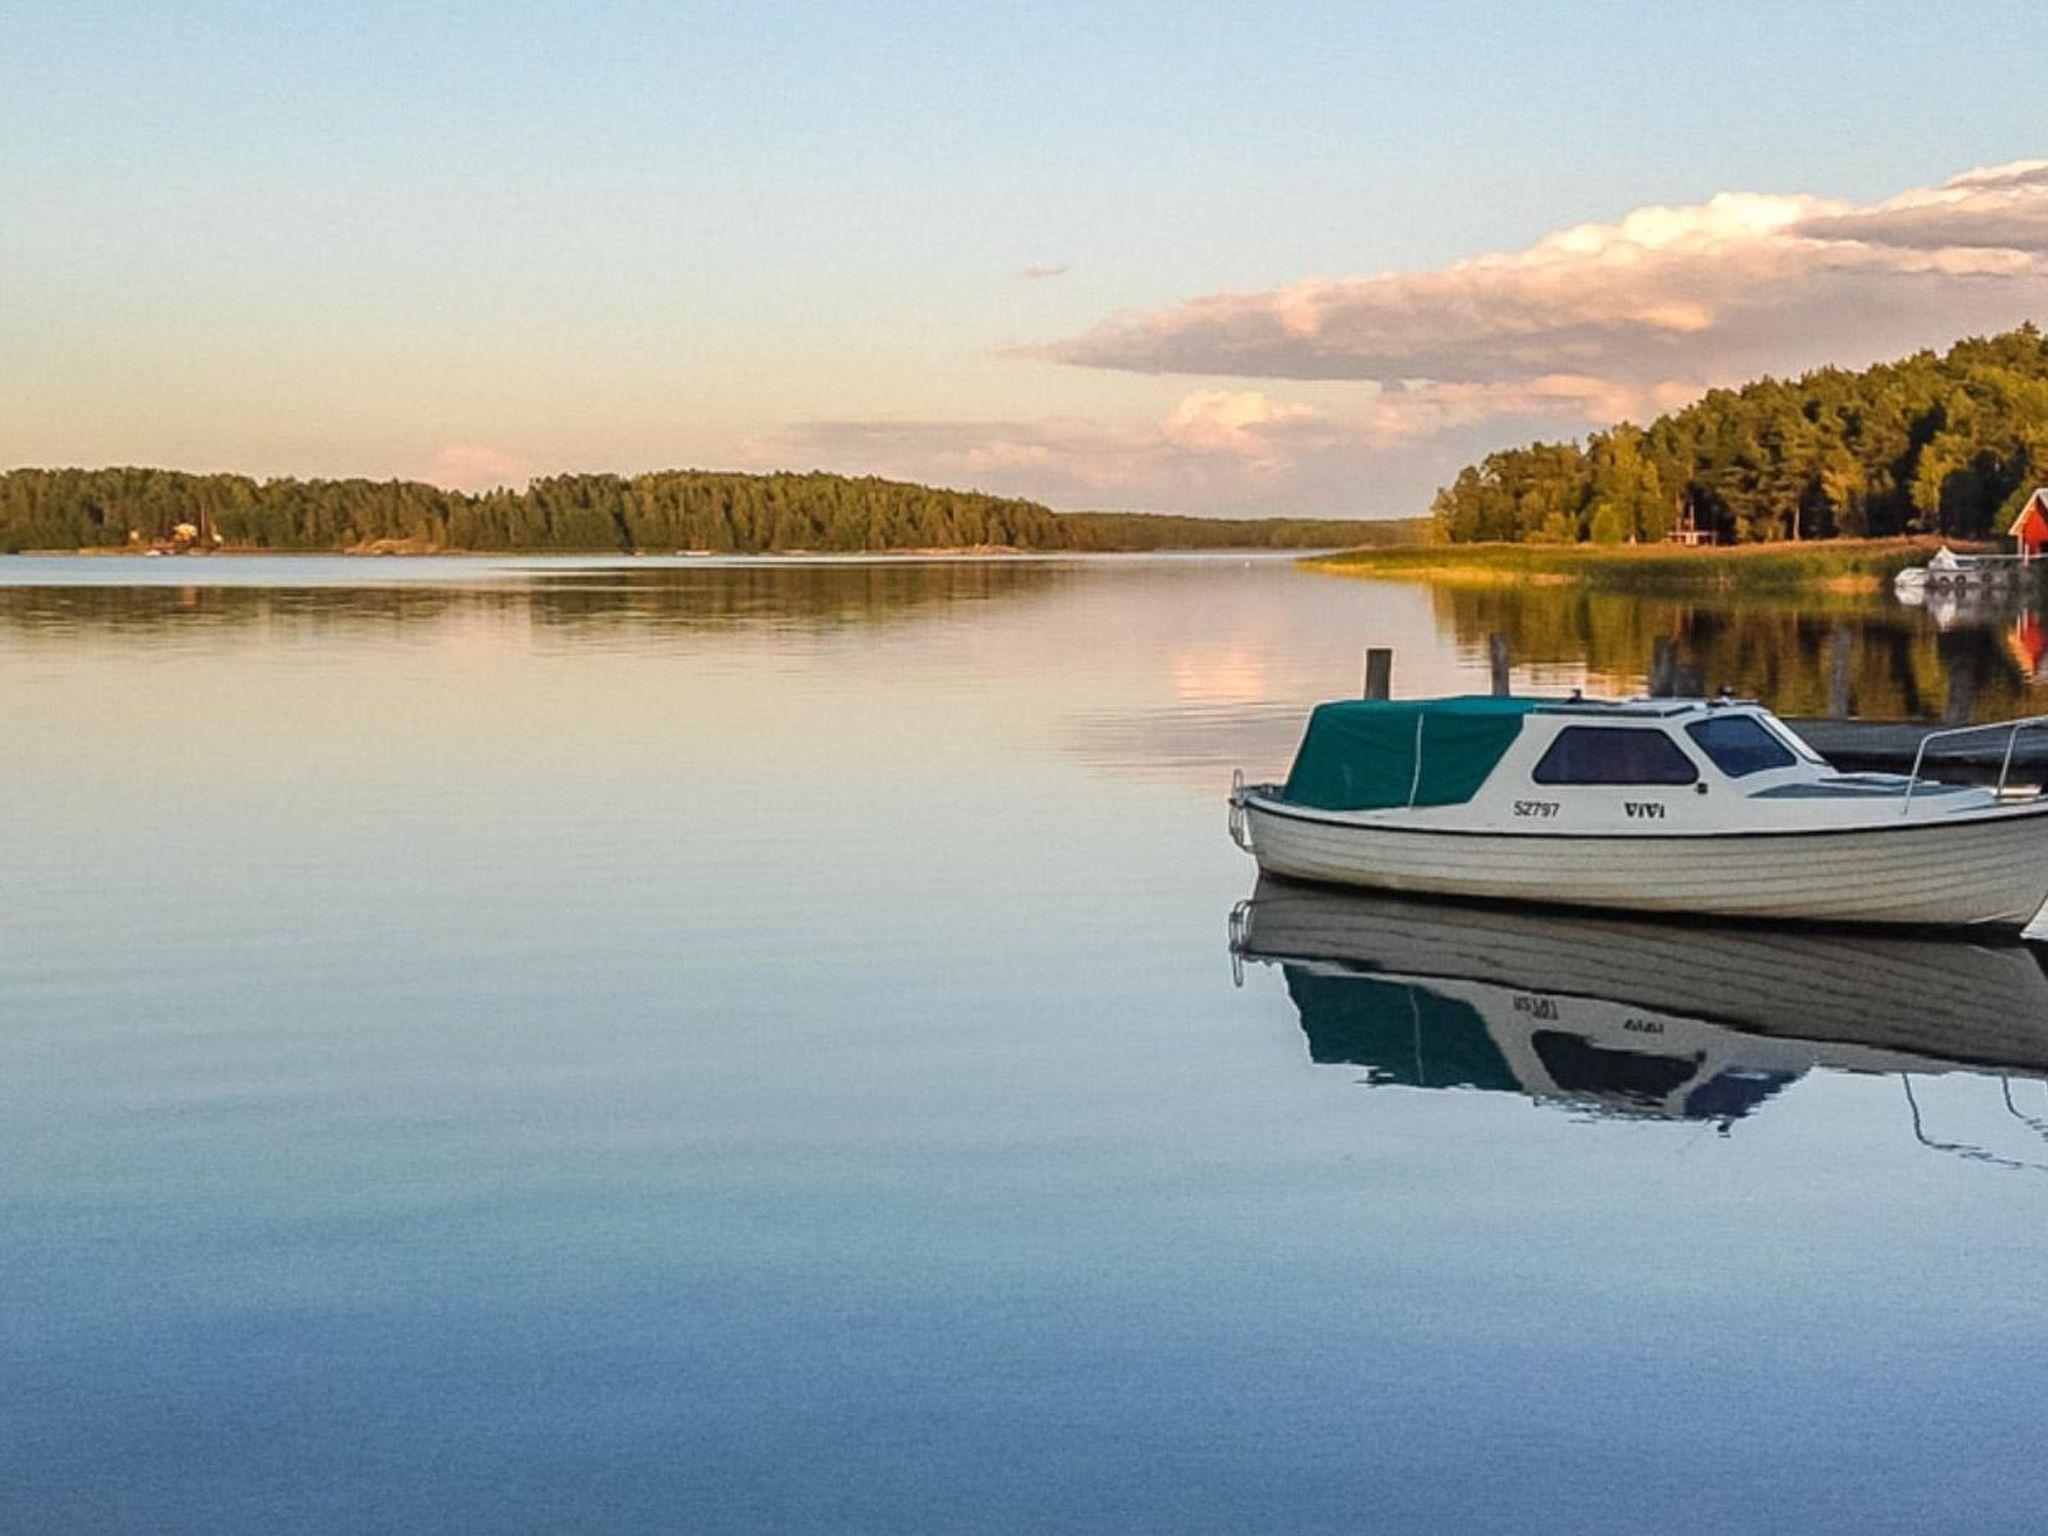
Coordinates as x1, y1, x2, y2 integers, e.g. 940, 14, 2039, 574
1275, 694, 1987, 831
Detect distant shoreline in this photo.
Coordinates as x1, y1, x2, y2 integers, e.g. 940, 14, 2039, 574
0, 466, 1431, 556
8, 542, 1347, 560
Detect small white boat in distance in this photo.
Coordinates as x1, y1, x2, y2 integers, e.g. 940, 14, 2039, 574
1894, 544, 2028, 596
1229, 695, 2048, 930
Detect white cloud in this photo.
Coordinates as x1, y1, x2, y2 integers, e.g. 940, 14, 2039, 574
1161, 390, 1323, 468
745, 383, 1636, 514
1040, 161, 2048, 388
1796, 159, 2048, 250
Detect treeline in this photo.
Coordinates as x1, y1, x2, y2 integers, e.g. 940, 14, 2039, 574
1057, 512, 1428, 550
1433, 325, 2048, 545
0, 467, 1421, 553
0, 469, 1063, 553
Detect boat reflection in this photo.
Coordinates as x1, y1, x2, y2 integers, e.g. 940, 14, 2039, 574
1895, 580, 2027, 632
1230, 877, 2048, 1133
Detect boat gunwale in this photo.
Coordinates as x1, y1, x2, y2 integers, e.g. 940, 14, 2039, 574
1238, 785, 2048, 840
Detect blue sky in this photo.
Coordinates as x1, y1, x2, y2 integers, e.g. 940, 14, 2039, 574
6, 1, 2048, 513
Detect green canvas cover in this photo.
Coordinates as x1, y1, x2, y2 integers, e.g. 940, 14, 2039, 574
1285, 970, 1519, 1092
1281, 696, 1535, 811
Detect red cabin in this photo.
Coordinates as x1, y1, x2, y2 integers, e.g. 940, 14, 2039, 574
2011, 487, 2048, 562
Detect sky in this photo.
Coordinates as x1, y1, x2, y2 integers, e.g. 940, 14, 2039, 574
4, 0, 2048, 517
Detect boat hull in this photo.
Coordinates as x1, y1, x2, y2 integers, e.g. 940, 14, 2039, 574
1240, 795, 2048, 929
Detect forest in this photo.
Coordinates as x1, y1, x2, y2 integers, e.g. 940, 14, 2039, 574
0, 467, 1415, 554
1057, 511, 1424, 550
1432, 325, 2048, 545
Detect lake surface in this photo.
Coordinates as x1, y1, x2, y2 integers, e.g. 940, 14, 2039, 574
5, 554, 2048, 1535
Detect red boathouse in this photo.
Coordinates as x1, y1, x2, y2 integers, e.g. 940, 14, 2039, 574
2011, 487, 2048, 562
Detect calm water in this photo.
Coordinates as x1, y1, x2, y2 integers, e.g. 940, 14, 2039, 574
5, 554, 2048, 1535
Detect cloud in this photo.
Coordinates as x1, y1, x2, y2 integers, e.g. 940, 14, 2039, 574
1038, 161, 2048, 389
1018, 263, 1071, 280
1794, 159, 2048, 251
1161, 389, 1323, 469
745, 383, 1642, 514
428, 443, 529, 492
747, 393, 1328, 507
763, 159, 2048, 515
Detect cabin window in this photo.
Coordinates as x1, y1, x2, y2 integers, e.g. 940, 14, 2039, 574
1685, 715, 1797, 778
1532, 726, 1698, 786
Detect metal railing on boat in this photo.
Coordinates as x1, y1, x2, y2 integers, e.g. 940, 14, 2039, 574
1903, 713, 2048, 813
1227, 897, 1251, 987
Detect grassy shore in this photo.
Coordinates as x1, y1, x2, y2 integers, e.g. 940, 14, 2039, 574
1306, 537, 1987, 592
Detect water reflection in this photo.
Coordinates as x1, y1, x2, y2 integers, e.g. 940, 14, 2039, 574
0, 557, 1069, 639
1432, 583, 2048, 721
1894, 580, 2028, 632
2011, 609, 2048, 683
1232, 878, 2048, 1150
8, 554, 2046, 735
12, 553, 2048, 1531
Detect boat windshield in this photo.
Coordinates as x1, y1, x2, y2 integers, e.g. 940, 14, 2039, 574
1685, 715, 1797, 778
1762, 716, 1830, 765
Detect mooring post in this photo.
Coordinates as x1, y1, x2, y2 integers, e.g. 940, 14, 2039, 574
1673, 663, 1705, 698
1488, 633, 1511, 697
1829, 626, 1854, 718
1364, 647, 1392, 700
1648, 636, 1676, 698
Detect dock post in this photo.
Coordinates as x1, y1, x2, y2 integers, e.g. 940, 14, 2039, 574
1829, 627, 1854, 718
1364, 647, 1392, 700
1488, 633, 1511, 697
1648, 637, 1676, 698
1673, 663, 1705, 698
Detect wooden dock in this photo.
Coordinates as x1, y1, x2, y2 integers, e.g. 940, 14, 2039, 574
1784, 718, 2048, 775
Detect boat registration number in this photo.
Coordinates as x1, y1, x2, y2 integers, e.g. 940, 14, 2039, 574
1513, 800, 1560, 818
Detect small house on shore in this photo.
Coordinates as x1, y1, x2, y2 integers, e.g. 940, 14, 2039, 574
2010, 488, 2048, 562
1665, 504, 1716, 547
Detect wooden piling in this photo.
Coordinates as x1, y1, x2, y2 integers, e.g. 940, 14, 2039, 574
1488, 633, 1511, 697
1364, 647, 1392, 700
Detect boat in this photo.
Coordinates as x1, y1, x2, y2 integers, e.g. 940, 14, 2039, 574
1228, 878, 2048, 1132
1894, 544, 2029, 597
1228, 694, 2048, 929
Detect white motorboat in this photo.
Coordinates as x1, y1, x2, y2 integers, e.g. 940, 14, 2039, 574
1894, 544, 2028, 596
1228, 694, 2048, 930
